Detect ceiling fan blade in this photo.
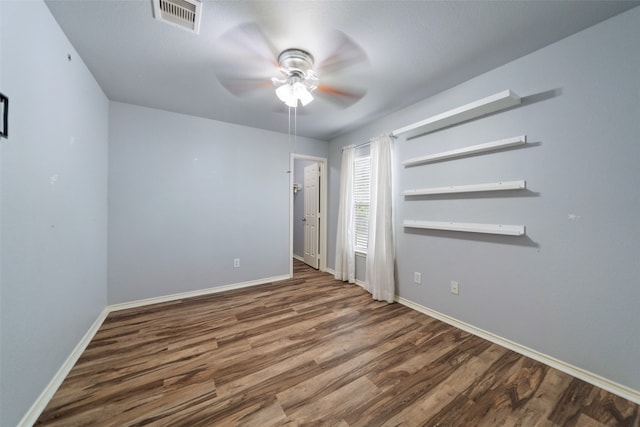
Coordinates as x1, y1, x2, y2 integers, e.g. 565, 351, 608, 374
316, 30, 369, 75
214, 22, 282, 98
316, 83, 366, 108
217, 22, 280, 68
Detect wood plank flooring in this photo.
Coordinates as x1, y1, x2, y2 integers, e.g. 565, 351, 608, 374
36, 260, 639, 426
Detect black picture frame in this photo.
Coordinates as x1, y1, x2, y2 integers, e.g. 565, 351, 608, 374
0, 92, 8, 139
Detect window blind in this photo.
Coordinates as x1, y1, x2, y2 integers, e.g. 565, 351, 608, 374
354, 155, 371, 252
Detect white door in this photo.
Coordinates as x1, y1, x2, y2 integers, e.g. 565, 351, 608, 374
303, 163, 320, 269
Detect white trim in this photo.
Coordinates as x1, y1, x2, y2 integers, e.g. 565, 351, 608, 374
396, 296, 640, 405
20, 278, 639, 425
290, 154, 328, 277
293, 254, 305, 263
326, 254, 366, 283
18, 274, 291, 424
17, 307, 110, 427
109, 274, 289, 312
330, 268, 365, 289
326, 267, 365, 289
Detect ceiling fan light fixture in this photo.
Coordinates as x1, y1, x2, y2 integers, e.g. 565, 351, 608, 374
275, 83, 293, 103
294, 82, 314, 106
274, 79, 313, 108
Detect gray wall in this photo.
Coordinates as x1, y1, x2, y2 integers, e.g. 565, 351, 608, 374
328, 7, 640, 393
0, 1, 109, 425
108, 102, 328, 304
293, 159, 317, 259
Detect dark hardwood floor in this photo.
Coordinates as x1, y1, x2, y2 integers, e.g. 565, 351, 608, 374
36, 260, 639, 426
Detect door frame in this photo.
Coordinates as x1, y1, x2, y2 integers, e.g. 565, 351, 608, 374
290, 153, 327, 277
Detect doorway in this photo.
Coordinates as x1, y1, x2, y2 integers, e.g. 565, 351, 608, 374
290, 154, 327, 277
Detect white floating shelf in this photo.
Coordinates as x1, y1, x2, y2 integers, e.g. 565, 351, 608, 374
403, 135, 526, 167
392, 90, 521, 139
404, 220, 525, 236
404, 180, 526, 196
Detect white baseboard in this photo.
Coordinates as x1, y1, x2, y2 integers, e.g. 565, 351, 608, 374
18, 307, 110, 427
21, 278, 638, 427
324, 266, 366, 289
293, 254, 304, 262
325, 267, 367, 290
396, 296, 640, 405
108, 274, 290, 312
18, 274, 289, 425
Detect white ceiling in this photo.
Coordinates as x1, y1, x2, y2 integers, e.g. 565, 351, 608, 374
45, 0, 638, 141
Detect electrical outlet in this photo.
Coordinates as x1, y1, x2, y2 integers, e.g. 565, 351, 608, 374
450, 281, 459, 295
414, 272, 422, 284
233, 258, 240, 268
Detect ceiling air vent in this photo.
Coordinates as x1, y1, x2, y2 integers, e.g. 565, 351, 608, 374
152, 0, 202, 34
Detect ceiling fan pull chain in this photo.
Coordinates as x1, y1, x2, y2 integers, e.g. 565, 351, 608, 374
288, 104, 291, 150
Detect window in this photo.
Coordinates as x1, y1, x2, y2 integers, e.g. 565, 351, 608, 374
354, 154, 371, 253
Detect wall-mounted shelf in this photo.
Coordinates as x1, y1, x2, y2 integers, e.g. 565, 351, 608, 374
392, 90, 521, 139
403, 180, 526, 196
404, 220, 525, 236
403, 135, 526, 167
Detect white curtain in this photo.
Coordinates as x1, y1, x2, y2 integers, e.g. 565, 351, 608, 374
334, 145, 356, 283
365, 135, 396, 302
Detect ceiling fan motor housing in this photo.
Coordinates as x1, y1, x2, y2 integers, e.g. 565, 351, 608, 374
278, 49, 318, 86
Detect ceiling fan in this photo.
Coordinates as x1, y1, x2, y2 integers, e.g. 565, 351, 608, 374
215, 23, 368, 110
